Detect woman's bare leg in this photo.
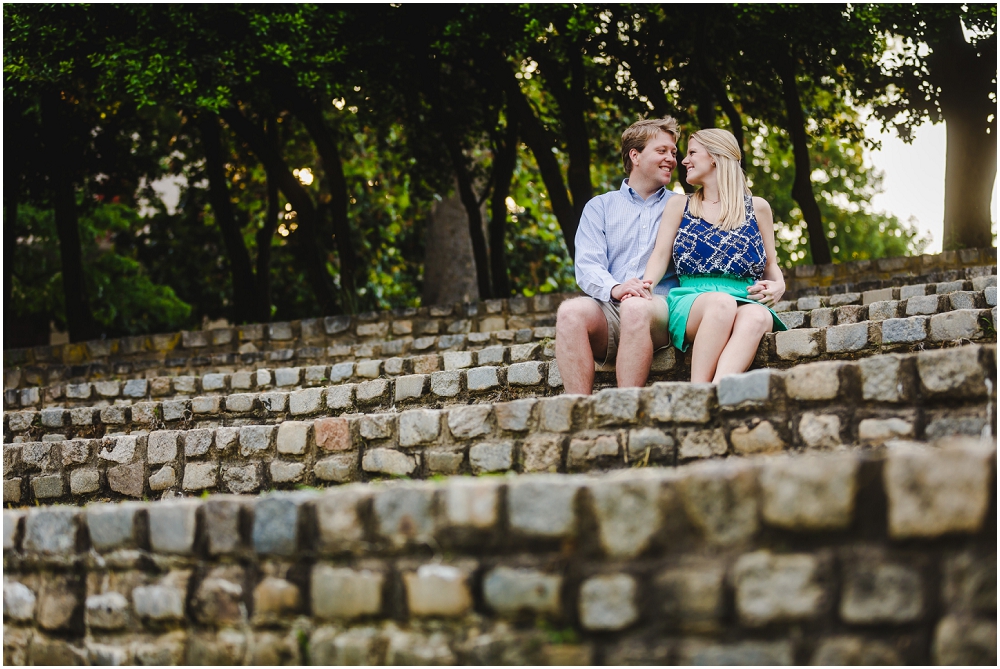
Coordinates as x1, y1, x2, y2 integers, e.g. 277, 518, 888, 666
713, 303, 773, 382
685, 293, 738, 383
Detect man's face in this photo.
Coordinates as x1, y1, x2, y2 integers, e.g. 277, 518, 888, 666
630, 131, 677, 186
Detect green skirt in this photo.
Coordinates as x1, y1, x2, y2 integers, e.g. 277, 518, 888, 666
665, 274, 788, 352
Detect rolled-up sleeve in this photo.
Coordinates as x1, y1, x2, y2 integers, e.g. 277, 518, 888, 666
574, 198, 618, 302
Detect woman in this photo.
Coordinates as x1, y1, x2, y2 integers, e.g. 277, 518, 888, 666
625, 128, 787, 383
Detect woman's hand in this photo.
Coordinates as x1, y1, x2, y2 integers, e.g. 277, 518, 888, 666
612, 279, 653, 301
747, 279, 784, 308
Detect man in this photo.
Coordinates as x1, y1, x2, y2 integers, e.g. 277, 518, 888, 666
555, 116, 679, 394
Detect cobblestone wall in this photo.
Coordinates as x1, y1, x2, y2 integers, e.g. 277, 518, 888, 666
3, 440, 995, 665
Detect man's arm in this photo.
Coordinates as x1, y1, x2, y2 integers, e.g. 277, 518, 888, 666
574, 197, 619, 302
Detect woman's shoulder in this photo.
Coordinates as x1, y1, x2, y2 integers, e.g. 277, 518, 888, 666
750, 195, 771, 216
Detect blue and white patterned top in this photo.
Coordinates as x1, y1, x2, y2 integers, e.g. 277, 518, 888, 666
575, 180, 679, 301
673, 194, 766, 279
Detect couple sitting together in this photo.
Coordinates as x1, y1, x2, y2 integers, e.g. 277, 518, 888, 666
555, 116, 788, 394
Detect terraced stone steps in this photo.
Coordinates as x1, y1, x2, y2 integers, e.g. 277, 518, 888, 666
3, 439, 995, 665
4, 345, 993, 504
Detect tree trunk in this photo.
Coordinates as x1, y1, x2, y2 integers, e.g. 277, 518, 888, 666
558, 46, 593, 221
219, 106, 341, 315
41, 92, 98, 343
489, 115, 518, 297
5, 185, 17, 331
713, 79, 746, 170
282, 90, 361, 292
198, 113, 258, 324
499, 60, 578, 257
775, 52, 831, 265
444, 134, 493, 300
255, 115, 280, 322
931, 18, 997, 250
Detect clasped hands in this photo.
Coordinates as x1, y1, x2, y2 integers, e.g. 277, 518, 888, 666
615, 278, 785, 306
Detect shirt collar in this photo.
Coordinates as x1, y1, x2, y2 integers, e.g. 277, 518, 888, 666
621, 179, 667, 205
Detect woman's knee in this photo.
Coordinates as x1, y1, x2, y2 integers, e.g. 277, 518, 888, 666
736, 304, 773, 335
696, 293, 738, 322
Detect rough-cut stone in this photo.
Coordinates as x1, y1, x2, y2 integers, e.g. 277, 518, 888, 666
362, 448, 416, 476
784, 361, 842, 400
430, 370, 461, 397
443, 350, 474, 370
373, 485, 434, 545
884, 441, 993, 538
399, 409, 441, 446
148, 466, 175, 491
87, 503, 139, 550
929, 309, 982, 341
508, 476, 580, 537
733, 551, 825, 625
798, 412, 842, 448
917, 345, 987, 397
626, 427, 673, 462
825, 321, 870, 352
184, 429, 213, 458
289, 387, 323, 415
276, 421, 311, 455
182, 462, 218, 490
356, 378, 390, 403
86, 591, 129, 630
70, 468, 101, 494
253, 577, 301, 622
568, 434, 619, 468
507, 361, 544, 386
483, 567, 561, 615
107, 462, 144, 497
448, 404, 492, 439
223, 464, 259, 494
495, 398, 535, 432
882, 316, 928, 343
325, 384, 355, 410
679, 640, 794, 666
99, 435, 138, 464
730, 420, 786, 454
4, 581, 37, 621
590, 476, 662, 558
811, 637, 901, 665
394, 374, 426, 402
148, 431, 179, 464
761, 454, 858, 530
190, 395, 221, 414
645, 383, 714, 423
717, 369, 773, 406
840, 560, 922, 623
314, 487, 369, 550
933, 615, 997, 665
269, 460, 305, 483
594, 388, 640, 424
775, 328, 822, 359
579, 574, 638, 631
239, 424, 275, 456
149, 500, 199, 554
315, 417, 352, 452
679, 461, 759, 545
469, 441, 513, 473
253, 493, 311, 556
466, 366, 501, 391
539, 395, 579, 432
678, 427, 728, 459
404, 564, 473, 617
657, 562, 725, 630
444, 479, 498, 528
315, 454, 356, 482
858, 417, 914, 442
133, 582, 186, 621
32, 475, 63, 499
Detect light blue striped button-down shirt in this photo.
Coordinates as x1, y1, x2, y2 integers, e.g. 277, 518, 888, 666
574, 180, 679, 302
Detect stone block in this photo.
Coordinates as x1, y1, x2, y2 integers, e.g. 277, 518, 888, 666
811, 637, 901, 665
918, 345, 988, 398
329, 362, 355, 383
276, 421, 311, 455
239, 424, 275, 456
858, 417, 914, 442
412, 354, 441, 374
539, 395, 579, 432
784, 361, 842, 400
260, 391, 288, 413
775, 328, 822, 360
469, 441, 513, 473
325, 384, 354, 410
70, 468, 101, 494
427, 449, 464, 474
645, 382, 715, 423
356, 359, 382, 378
466, 366, 500, 391
678, 427, 728, 459
760, 454, 858, 530
270, 460, 305, 483
593, 388, 640, 425
373, 484, 435, 546
657, 563, 725, 630
730, 420, 786, 455
253, 577, 301, 623
40, 408, 67, 428
98, 435, 138, 464
949, 291, 981, 310
315, 453, 355, 483
448, 404, 492, 439
934, 616, 997, 665
825, 321, 870, 352
884, 441, 993, 538
356, 378, 390, 403
929, 309, 983, 341
87, 503, 139, 550
483, 567, 561, 615
589, 477, 662, 558
495, 398, 535, 432
547, 360, 563, 387
679, 640, 794, 666
679, 460, 759, 545
289, 387, 323, 415
579, 574, 638, 631
882, 316, 928, 343
223, 464, 259, 494
149, 499, 199, 554
203, 497, 244, 555
508, 476, 580, 537
942, 551, 996, 614
810, 307, 835, 328
201, 373, 227, 392
444, 478, 498, 528
568, 433, 619, 468
161, 399, 189, 422
31, 474, 63, 499
394, 374, 427, 402
428, 370, 460, 398
3, 478, 21, 503
315, 417, 352, 452
777, 311, 806, 329
215, 427, 238, 453
133, 582, 186, 621
717, 369, 774, 407
183, 462, 218, 490
191, 395, 221, 414
507, 361, 544, 386
840, 560, 923, 623
253, 493, 312, 555
399, 409, 441, 446
733, 551, 825, 625
521, 434, 564, 473
122, 378, 148, 398
86, 591, 129, 630
107, 462, 145, 497
404, 564, 473, 616
362, 448, 416, 476
443, 350, 473, 371
627, 427, 674, 461
37, 578, 80, 631
184, 428, 213, 458
148, 466, 175, 491
905, 293, 942, 316
798, 412, 841, 448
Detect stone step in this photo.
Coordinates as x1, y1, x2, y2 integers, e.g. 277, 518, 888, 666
4, 344, 994, 504
4, 259, 994, 391
3, 437, 995, 665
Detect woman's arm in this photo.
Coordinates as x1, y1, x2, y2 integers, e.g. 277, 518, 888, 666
747, 196, 785, 306
639, 195, 686, 294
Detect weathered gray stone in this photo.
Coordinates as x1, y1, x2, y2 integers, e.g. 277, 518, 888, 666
645, 383, 715, 422
373, 484, 434, 545
469, 441, 513, 473
449, 404, 492, 439
933, 615, 997, 665
148, 465, 175, 491
627, 427, 674, 462
314, 487, 369, 550
355, 378, 390, 403
329, 362, 355, 383
31, 474, 63, 499
399, 409, 441, 447
881, 316, 928, 343
315, 454, 356, 483
273, 366, 300, 387
508, 476, 580, 537
811, 637, 901, 665
223, 464, 259, 494
190, 395, 221, 414
657, 562, 725, 630
40, 408, 67, 428
521, 434, 563, 472
884, 440, 993, 538
69, 407, 97, 426
593, 387, 640, 425
86, 591, 129, 630
183, 462, 218, 490
579, 574, 638, 631
253, 493, 312, 555
70, 468, 101, 494
260, 391, 288, 413
442, 350, 474, 371
679, 460, 759, 545
161, 399, 189, 422
289, 387, 323, 415
730, 420, 786, 455
325, 384, 356, 410
929, 309, 983, 341
679, 640, 794, 666
495, 398, 535, 432
4, 581, 37, 621
183, 429, 213, 458
777, 311, 807, 329
360, 413, 394, 441
107, 462, 145, 497
678, 427, 728, 459
547, 360, 563, 387
717, 369, 773, 406
538, 395, 579, 432
203, 497, 244, 555
239, 424, 275, 456
589, 476, 662, 558
444, 478, 498, 528
568, 433, 619, 468
149, 499, 199, 554
98, 435, 138, 464
798, 412, 842, 448
917, 345, 988, 397
276, 421, 311, 455
507, 361, 544, 386
949, 291, 981, 310
810, 307, 835, 328
356, 359, 382, 378
483, 567, 561, 615
942, 551, 996, 614
761, 454, 858, 530
394, 374, 427, 402
87, 503, 139, 550
147, 430, 179, 464
430, 370, 461, 397
858, 354, 906, 402
404, 563, 473, 616
784, 361, 842, 400
775, 328, 822, 359
840, 560, 922, 623
133, 582, 186, 621
362, 448, 416, 476
733, 551, 825, 625
269, 460, 305, 483
858, 417, 914, 442
466, 366, 501, 391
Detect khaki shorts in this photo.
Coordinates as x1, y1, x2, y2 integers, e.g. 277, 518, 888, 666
595, 299, 622, 366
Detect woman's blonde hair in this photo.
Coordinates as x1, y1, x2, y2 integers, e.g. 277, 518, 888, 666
688, 128, 749, 231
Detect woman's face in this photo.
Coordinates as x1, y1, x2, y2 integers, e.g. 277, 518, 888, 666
682, 137, 715, 185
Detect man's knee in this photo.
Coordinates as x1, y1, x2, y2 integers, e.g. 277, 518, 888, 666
619, 297, 655, 330
557, 298, 604, 335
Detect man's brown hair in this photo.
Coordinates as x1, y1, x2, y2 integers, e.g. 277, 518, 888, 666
621, 116, 680, 175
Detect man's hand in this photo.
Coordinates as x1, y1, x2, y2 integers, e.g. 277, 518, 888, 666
613, 279, 653, 302
747, 279, 784, 308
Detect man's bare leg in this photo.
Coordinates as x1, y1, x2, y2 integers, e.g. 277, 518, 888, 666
555, 298, 609, 395
616, 297, 670, 387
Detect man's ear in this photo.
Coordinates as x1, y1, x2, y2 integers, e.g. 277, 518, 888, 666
629, 148, 640, 167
